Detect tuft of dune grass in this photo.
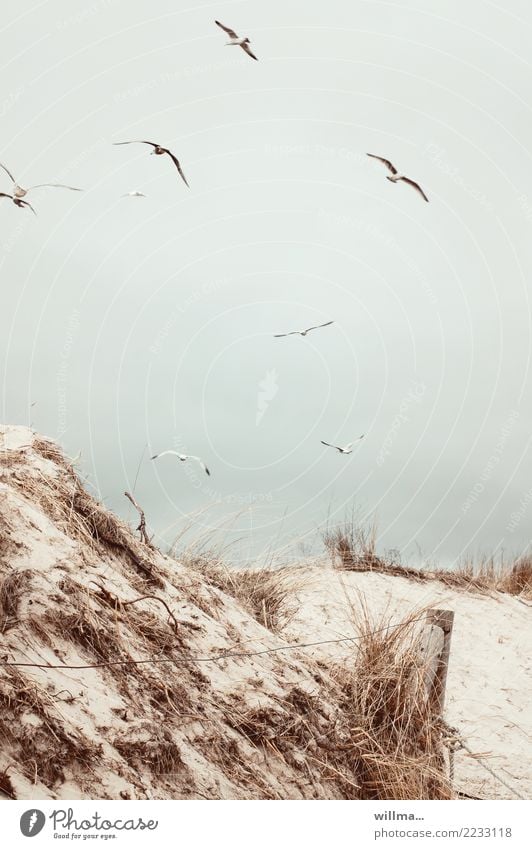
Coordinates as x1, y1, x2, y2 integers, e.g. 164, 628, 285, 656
185, 555, 303, 632
324, 516, 532, 600
331, 603, 453, 799
4, 436, 164, 588
220, 599, 454, 799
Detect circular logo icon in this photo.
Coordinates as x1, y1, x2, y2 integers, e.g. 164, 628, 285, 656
20, 810, 46, 837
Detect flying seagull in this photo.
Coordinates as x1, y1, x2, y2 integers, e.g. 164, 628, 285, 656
274, 321, 334, 338
121, 190, 146, 198
0, 192, 36, 214
113, 141, 189, 187
151, 450, 210, 476
321, 436, 364, 455
215, 20, 258, 61
0, 162, 82, 197
366, 154, 429, 202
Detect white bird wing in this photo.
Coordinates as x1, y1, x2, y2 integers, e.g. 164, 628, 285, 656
399, 177, 429, 202
113, 140, 159, 148
366, 153, 397, 174
0, 161, 15, 183
241, 42, 258, 61
151, 449, 182, 460
189, 456, 210, 475
20, 199, 37, 215
165, 150, 189, 187
27, 183, 83, 191
215, 20, 238, 38
321, 440, 339, 450
344, 435, 364, 450
153, 450, 209, 474
305, 320, 334, 334
273, 330, 300, 337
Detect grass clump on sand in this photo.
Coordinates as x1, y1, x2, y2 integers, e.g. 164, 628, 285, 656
184, 553, 302, 632
333, 606, 453, 799
222, 604, 453, 799
8, 437, 164, 588
324, 514, 532, 599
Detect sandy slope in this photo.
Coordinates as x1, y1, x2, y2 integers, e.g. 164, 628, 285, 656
0, 426, 352, 800
280, 566, 532, 799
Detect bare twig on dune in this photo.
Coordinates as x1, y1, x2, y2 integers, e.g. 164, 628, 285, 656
124, 491, 151, 546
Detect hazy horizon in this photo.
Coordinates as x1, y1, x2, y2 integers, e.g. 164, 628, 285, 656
2, 0, 532, 567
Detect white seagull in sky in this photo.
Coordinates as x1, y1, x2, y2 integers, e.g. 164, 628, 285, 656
321, 436, 364, 455
0, 191, 36, 214
151, 450, 210, 476
274, 321, 334, 338
0, 161, 82, 198
121, 190, 146, 198
113, 141, 189, 187
366, 154, 429, 202
215, 20, 258, 61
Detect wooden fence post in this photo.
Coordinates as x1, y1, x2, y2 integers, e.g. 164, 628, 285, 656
420, 609, 454, 717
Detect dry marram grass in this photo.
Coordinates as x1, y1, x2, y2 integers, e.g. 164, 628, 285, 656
325, 518, 532, 599
8, 437, 164, 587
187, 558, 303, 632
333, 607, 452, 799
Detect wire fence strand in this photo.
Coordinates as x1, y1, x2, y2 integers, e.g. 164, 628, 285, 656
0, 617, 429, 671
1, 614, 525, 800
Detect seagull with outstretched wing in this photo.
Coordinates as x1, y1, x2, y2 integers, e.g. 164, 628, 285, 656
215, 20, 258, 61
274, 320, 334, 338
113, 141, 189, 187
0, 161, 82, 198
151, 449, 210, 476
366, 153, 429, 202
321, 435, 364, 455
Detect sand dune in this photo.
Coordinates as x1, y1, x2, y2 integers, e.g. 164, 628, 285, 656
0, 425, 529, 800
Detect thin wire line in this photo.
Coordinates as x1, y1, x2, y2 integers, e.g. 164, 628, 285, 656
2, 617, 523, 800
0, 617, 428, 671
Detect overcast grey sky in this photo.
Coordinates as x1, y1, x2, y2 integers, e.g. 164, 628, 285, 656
2, 0, 532, 566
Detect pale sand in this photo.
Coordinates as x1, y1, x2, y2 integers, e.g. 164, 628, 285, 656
280, 565, 532, 799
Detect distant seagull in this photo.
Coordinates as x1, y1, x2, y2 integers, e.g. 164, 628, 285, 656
321, 436, 364, 455
151, 450, 210, 476
113, 141, 189, 187
215, 20, 258, 61
121, 190, 146, 198
366, 154, 429, 202
0, 192, 36, 214
0, 162, 82, 198
274, 320, 334, 338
